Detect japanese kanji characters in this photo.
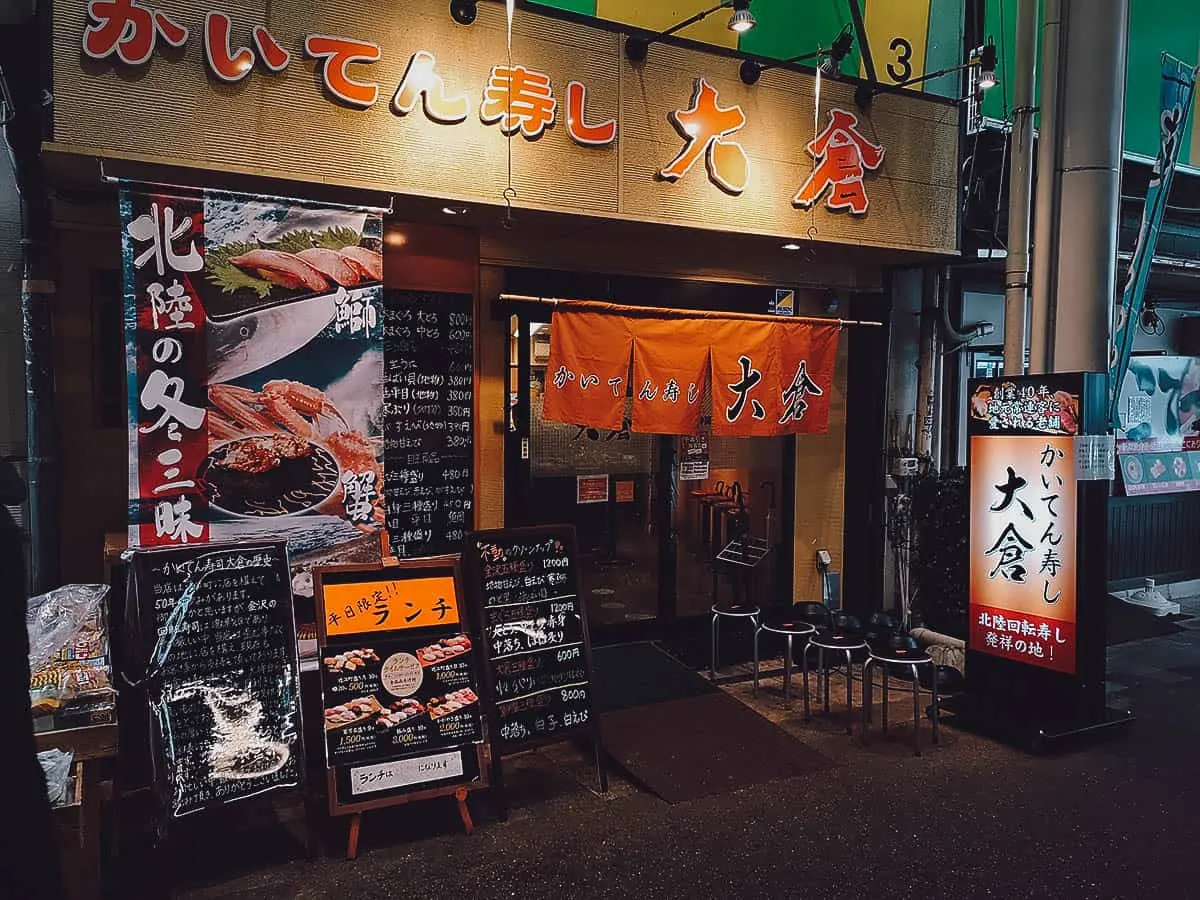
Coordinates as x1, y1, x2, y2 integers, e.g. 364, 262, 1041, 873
794, 108, 885, 214
778, 360, 824, 425
392, 50, 469, 124
305, 34, 382, 109
126, 202, 202, 277
480, 65, 557, 138
84, 0, 187, 66
726, 356, 765, 422
661, 78, 749, 195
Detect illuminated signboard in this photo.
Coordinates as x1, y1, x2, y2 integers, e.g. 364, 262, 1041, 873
968, 377, 1082, 675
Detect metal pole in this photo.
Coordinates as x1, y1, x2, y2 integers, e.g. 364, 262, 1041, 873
1051, 0, 1128, 373
1003, 0, 1038, 376
915, 268, 941, 463
1028, 0, 1063, 375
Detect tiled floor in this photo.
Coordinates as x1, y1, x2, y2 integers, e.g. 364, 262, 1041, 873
1107, 583, 1200, 703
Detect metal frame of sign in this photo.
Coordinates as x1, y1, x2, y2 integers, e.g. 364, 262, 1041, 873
313, 555, 491, 859
121, 539, 318, 859
461, 524, 608, 821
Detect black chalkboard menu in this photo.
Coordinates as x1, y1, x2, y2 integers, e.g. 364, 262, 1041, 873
384, 289, 474, 559
462, 526, 605, 766
126, 541, 302, 819
314, 557, 489, 816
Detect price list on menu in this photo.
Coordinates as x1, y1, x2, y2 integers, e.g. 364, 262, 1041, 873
128, 541, 302, 818
384, 289, 474, 559
463, 527, 598, 753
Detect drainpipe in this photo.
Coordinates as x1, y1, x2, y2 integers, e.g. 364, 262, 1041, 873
1003, 0, 1037, 376
915, 268, 943, 467
1028, 0, 1063, 375
3, 9, 57, 591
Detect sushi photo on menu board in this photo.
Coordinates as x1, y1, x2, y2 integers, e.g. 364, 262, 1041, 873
321, 634, 483, 767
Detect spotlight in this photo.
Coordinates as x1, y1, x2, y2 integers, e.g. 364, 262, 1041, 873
728, 0, 756, 33
819, 27, 854, 76
781, 242, 801, 251
449, 0, 477, 26
977, 39, 998, 90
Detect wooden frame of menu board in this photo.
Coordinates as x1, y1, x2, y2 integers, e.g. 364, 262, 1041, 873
461, 525, 608, 821
313, 556, 491, 860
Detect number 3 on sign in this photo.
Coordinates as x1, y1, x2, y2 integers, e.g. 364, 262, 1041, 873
888, 37, 914, 83
861, 1, 930, 89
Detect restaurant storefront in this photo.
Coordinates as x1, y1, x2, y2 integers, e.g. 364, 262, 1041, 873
45, 0, 960, 631
18, 0, 969, 885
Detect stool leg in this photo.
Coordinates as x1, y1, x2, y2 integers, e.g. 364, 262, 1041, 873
932, 670, 941, 745
821, 646, 830, 714
843, 650, 854, 735
783, 635, 793, 700
753, 625, 760, 695
882, 668, 889, 733
861, 659, 872, 741
710, 614, 718, 680
802, 642, 811, 722
911, 664, 921, 757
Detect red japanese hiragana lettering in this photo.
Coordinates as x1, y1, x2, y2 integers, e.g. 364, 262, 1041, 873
305, 35, 382, 109
204, 12, 254, 83
202, 13, 291, 82
566, 81, 616, 146
793, 108, 885, 215
253, 25, 290, 72
83, 0, 188, 66
661, 78, 748, 195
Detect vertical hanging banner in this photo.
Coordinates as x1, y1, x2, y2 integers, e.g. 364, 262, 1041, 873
1109, 56, 1198, 429
124, 188, 386, 594
542, 302, 840, 437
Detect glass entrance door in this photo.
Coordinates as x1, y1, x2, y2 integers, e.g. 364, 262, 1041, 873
505, 314, 793, 635
506, 316, 665, 631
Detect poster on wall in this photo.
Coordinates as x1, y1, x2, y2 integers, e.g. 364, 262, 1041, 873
122, 188, 385, 596
1113, 356, 1200, 496
968, 376, 1082, 675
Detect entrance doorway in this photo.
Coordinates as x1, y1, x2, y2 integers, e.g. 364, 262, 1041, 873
504, 310, 793, 640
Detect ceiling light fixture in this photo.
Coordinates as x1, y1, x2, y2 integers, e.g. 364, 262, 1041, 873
449, 0, 477, 26
854, 35, 999, 108
625, 0, 755, 63
739, 25, 853, 86
781, 242, 802, 251
442, 205, 468, 216
728, 0, 756, 34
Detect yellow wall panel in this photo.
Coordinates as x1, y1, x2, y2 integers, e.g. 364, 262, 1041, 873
861, 0, 932, 89
596, 0, 739, 49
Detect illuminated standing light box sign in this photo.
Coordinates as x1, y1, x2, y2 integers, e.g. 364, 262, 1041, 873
968, 377, 1083, 675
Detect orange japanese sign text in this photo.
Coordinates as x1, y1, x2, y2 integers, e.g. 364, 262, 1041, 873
321, 575, 460, 638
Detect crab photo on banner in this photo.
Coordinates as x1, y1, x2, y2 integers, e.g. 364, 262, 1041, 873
124, 188, 385, 596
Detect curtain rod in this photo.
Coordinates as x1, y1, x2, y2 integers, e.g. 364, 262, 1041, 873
497, 293, 884, 328
98, 160, 395, 215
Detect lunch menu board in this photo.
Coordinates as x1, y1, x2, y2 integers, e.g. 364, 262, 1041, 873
315, 561, 485, 805
128, 541, 302, 818
384, 289, 474, 560
463, 526, 598, 753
